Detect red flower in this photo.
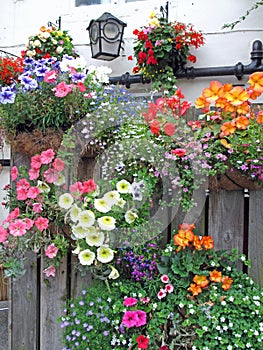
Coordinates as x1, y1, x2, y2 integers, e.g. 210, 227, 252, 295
187, 54, 197, 63
149, 120, 160, 135
164, 122, 176, 136
138, 51, 147, 64
136, 335, 149, 349
128, 55, 133, 61
159, 346, 169, 350
171, 148, 186, 157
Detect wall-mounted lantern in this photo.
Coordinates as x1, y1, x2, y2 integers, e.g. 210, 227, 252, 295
87, 12, 127, 61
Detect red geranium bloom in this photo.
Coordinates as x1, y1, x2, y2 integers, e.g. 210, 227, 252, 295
171, 148, 186, 157
136, 335, 149, 349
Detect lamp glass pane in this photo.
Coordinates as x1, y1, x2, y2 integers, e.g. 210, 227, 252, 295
103, 22, 120, 41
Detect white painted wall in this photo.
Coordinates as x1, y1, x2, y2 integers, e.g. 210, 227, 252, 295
0, 0, 263, 222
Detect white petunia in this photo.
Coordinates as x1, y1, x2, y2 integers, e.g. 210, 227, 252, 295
69, 204, 81, 222
97, 245, 114, 263
116, 179, 131, 194
117, 198, 126, 208
37, 180, 50, 193
58, 193, 74, 209
97, 216, 116, 231
103, 191, 120, 205
72, 224, 90, 239
86, 227, 105, 247
78, 249, 95, 265
78, 210, 95, 227
124, 210, 138, 224
54, 173, 66, 186
108, 266, 120, 280
94, 198, 111, 213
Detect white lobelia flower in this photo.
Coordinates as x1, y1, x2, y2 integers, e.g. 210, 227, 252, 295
116, 179, 131, 194
58, 193, 74, 209
72, 224, 90, 239
94, 198, 111, 213
86, 227, 105, 247
124, 210, 138, 224
69, 204, 81, 222
108, 266, 120, 280
97, 216, 116, 231
78, 249, 96, 266
78, 210, 95, 227
97, 245, 114, 263
103, 191, 120, 206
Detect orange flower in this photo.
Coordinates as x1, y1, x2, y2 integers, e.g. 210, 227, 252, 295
247, 88, 262, 100
220, 121, 236, 136
193, 235, 203, 250
195, 95, 210, 109
193, 275, 209, 288
220, 139, 232, 149
174, 230, 194, 248
178, 223, 195, 231
225, 86, 249, 106
236, 102, 250, 115
222, 276, 233, 290
202, 81, 223, 103
40, 26, 47, 32
215, 97, 228, 109
248, 71, 263, 93
210, 270, 222, 283
188, 283, 202, 296
235, 116, 250, 130
202, 236, 214, 250
257, 110, 263, 124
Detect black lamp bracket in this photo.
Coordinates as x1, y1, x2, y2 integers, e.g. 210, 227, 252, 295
109, 39, 263, 88
47, 16, 62, 30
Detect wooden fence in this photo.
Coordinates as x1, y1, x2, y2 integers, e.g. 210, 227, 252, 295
4, 187, 262, 350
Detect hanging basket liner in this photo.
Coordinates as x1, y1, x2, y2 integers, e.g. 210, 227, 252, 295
209, 163, 262, 191
6, 128, 64, 156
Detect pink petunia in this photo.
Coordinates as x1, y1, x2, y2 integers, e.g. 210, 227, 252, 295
27, 186, 41, 199
2, 207, 20, 224
165, 284, 174, 294
43, 168, 59, 184
16, 179, 30, 200
44, 70, 58, 83
53, 81, 73, 97
122, 310, 138, 328
0, 226, 8, 242
123, 297, 138, 307
157, 289, 167, 300
69, 181, 84, 196
30, 155, 42, 169
32, 203, 43, 213
82, 179, 97, 193
10, 166, 18, 181
45, 244, 59, 258
52, 158, 65, 172
34, 217, 49, 231
40, 149, 55, 164
161, 274, 169, 283
43, 266, 56, 277
25, 218, 34, 230
135, 310, 147, 327
29, 168, 40, 180
8, 219, 27, 236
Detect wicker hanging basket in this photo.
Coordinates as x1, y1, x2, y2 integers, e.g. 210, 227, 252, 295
209, 163, 261, 191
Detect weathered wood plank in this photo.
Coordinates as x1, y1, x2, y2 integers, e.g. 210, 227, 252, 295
248, 189, 263, 287
208, 190, 244, 270
70, 255, 93, 299
9, 252, 38, 350
39, 256, 68, 350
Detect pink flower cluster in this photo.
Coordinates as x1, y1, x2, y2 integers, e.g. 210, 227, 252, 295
157, 275, 174, 299
121, 297, 147, 328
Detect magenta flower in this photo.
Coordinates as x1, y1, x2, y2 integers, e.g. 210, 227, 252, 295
9, 219, 27, 236
52, 157, 65, 172
45, 244, 59, 258
25, 218, 34, 230
122, 310, 138, 328
32, 203, 43, 213
40, 149, 55, 164
0, 226, 8, 242
44, 70, 58, 83
123, 297, 138, 307
43, 168, 59, 184
27, 186, 41, 199
30, 155, 42, 169
34, 217, 49, 231
53, 81, 73, 97
69, 181, 84, 196
135, 310, 147, 327
43, 266, 56, 277
10, 166, 18, 181
29, 168, 40, 180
